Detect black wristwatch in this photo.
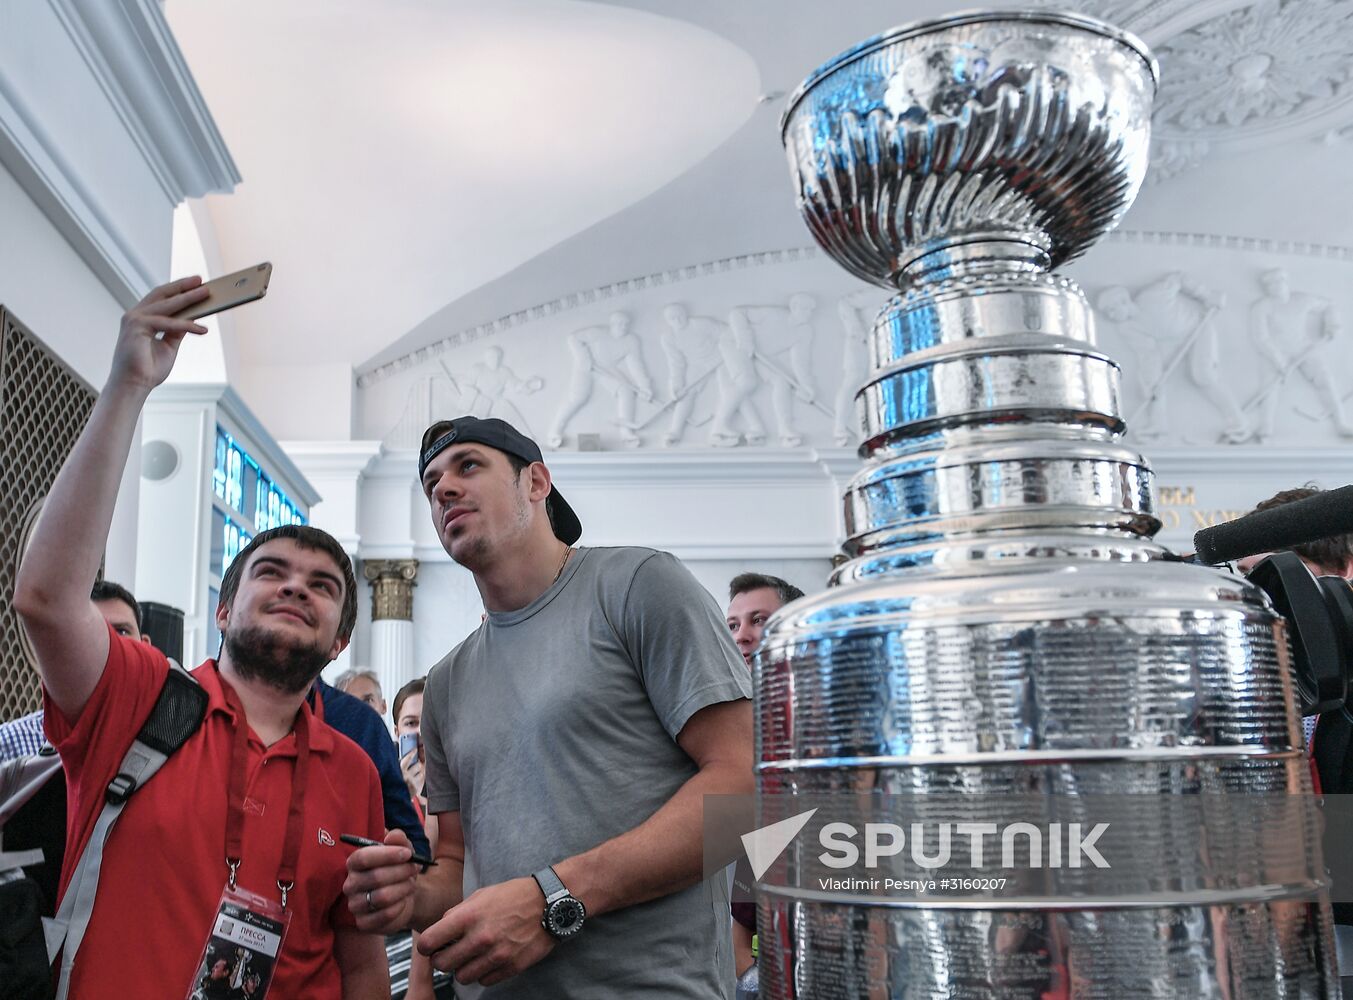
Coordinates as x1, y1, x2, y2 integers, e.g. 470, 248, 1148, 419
531, 866, 586, 940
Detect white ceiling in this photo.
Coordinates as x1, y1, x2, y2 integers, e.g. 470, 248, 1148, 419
166, 0, 759, 370
167, 0, 1353, 402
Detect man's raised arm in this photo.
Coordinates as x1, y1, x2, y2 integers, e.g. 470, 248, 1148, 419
13, 277, 208, 719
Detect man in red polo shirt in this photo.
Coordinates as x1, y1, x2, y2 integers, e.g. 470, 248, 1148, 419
13, 276, 392, 998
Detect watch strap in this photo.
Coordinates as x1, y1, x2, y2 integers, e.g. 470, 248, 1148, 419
531, 865, 568, 904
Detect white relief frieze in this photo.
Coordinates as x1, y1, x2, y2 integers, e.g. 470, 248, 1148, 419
368, 246, 1353, 453
833, 291, 883, 446
548, 312, 655, 449
1249, 268, 1351, 439
717, 297, 826, 448
382, 370, 465, 449
355, 248, 822, 389
658, 304, 725, 447
446, 346, 545, 438
1097, 273, 1252, 443
709, 306, 767, 447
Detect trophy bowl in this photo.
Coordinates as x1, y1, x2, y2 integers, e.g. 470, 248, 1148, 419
781, 9, 1158, 287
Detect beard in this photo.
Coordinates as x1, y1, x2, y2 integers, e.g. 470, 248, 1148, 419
446, 486, 532, 571
224, 624, 332, 695
449, 533, 491, 571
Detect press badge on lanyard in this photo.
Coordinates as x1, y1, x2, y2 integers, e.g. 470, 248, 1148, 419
188, 886, 289, 998
186, 682, 312, 1000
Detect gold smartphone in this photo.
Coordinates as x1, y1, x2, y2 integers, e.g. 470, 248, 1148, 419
174, 262, 272, 321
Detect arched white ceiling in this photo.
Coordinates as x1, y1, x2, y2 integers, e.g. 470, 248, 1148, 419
165, 0, 760, 369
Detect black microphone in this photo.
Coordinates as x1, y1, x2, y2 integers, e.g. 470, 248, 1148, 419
1193, 484, 1353, 565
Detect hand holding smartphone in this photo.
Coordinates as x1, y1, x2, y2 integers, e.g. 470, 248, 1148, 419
172, 263, 272, 321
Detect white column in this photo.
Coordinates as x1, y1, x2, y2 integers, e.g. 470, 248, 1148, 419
363, 559, 420, 697
369, 619, 415, 704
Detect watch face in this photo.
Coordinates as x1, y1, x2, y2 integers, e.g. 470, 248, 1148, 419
546, 896, 586, 939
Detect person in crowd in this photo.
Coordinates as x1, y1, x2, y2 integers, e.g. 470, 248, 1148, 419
313, 675, 431, 857
386, 679, 455, 999
345, 415, 753, 997
724, 571, 803, 978
0, 580, 150, 761
0, 581, 158, 927
12, 276, 390, 998
1235, 485, 1353, 579
725, 572, 804, 668
392, 677, 427, 816
336, 667, 388, 718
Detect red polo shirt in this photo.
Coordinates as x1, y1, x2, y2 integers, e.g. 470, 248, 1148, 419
45, 627, 384, 998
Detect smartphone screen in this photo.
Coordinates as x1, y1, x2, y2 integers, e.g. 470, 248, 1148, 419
398, 732, 420, 760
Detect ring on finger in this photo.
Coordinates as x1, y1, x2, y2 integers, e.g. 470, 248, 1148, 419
366, 890, 375, 913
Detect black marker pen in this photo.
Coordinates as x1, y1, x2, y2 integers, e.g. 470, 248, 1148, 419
340, 833, 438, 868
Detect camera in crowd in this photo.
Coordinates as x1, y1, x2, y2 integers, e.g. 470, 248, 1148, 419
1245, 552, 1353, 720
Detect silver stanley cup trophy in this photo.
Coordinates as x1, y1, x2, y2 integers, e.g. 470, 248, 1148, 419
763, 10, 1341, 997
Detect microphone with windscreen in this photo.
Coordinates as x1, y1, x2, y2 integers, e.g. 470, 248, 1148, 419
1193, 484, 1353, 565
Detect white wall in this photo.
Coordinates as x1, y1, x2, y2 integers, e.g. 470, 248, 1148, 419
242, 362, 357, 441
0, 163, 124, 382
0, 1, 235, 590
0, 160, 141, 582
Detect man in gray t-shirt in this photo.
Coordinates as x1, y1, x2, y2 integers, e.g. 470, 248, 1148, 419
345, 416, 753, 999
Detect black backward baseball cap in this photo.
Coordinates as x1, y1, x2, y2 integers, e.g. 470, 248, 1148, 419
418, 416, 582, 545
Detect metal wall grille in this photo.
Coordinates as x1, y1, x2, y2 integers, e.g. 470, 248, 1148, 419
0, 307, 96, 720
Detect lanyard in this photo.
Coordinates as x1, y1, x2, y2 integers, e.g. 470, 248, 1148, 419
221, 676, 312, 910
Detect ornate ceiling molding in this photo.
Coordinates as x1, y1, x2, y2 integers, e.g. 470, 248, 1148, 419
1037, 0, 1353, 182
1028, 0, 1239, 44
1151, 0, 1353, 143
49, 0, 240, 202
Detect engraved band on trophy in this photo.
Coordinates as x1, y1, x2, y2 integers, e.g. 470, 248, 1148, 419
759, 10, 1339, 997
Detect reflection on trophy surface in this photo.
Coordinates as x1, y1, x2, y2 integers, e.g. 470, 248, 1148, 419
761, 10, 1339, 998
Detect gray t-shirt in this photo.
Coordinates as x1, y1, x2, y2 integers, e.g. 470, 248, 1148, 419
422, 545, 752, 999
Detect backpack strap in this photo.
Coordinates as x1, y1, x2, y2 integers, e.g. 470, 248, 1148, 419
47, 660, 207, 999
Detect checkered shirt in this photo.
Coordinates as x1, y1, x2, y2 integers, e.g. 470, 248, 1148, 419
0, 709, 47, 761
